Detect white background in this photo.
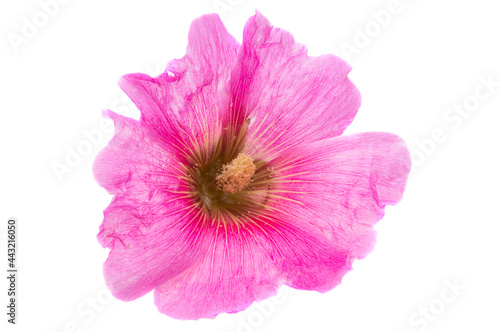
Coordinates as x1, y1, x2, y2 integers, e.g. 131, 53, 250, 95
1, 0, 499, 331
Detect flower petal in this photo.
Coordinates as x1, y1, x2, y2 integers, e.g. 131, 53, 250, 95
93, 111, 210, 301
151, 134, 409, 320
266, 132, 411, 263
118, 14, 239, 161
153, 222, 280, 319
227, 12, 361, 160
153, 216, 350, 319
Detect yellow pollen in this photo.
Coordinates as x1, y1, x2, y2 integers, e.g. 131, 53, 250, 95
215, 153, 256, 194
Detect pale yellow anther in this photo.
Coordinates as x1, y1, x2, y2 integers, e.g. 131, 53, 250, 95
216, 153, 256, 194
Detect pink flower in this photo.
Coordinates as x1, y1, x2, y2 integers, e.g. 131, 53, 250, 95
93, 12, 411, 320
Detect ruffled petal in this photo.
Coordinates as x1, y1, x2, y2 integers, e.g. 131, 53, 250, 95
266, 132, 411, 263
153, 222, 280, 320
153, 215, 350, 319
227, 11, 361, 160
93, 111, 210, 301
118, 14, 239, 161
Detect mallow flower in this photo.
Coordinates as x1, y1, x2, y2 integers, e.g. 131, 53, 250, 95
93, 11, 411, 320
